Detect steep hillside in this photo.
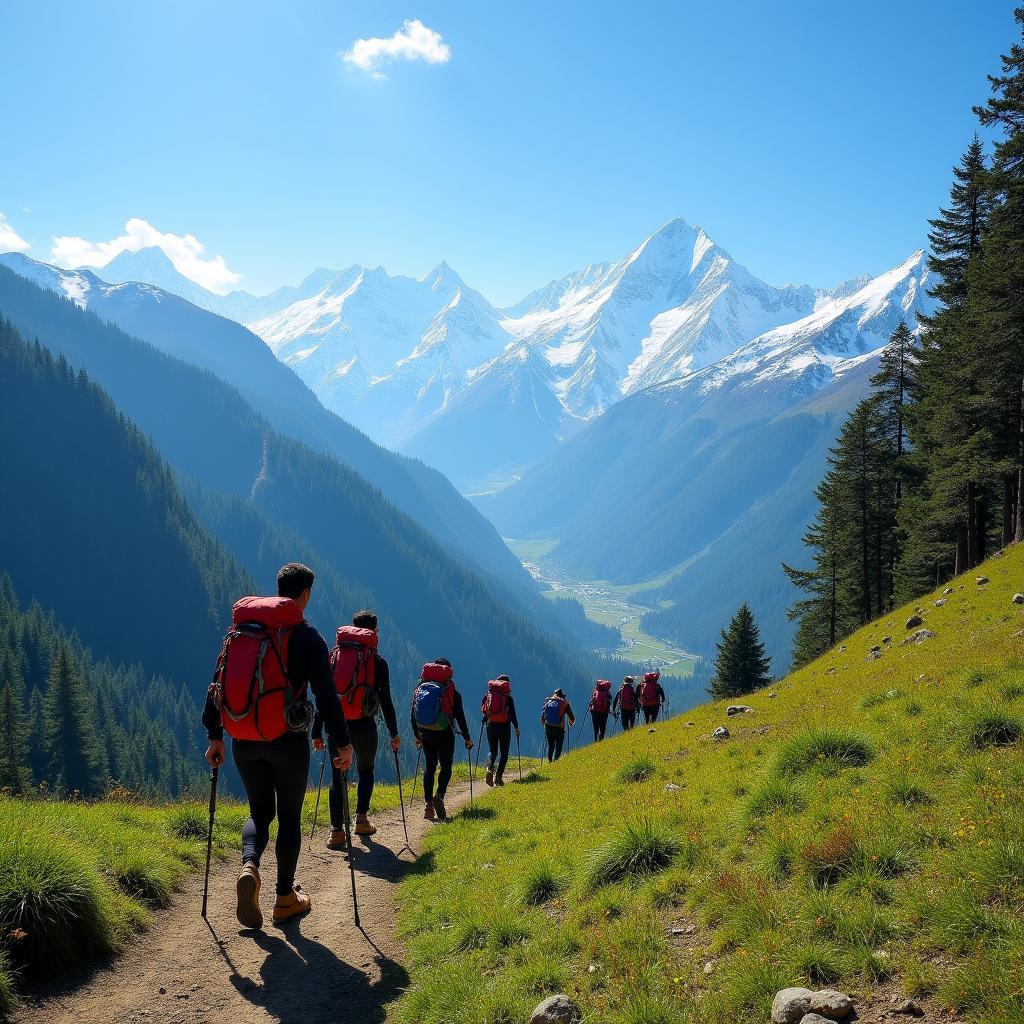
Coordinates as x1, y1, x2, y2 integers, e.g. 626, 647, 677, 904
394, 544, 1024, 1024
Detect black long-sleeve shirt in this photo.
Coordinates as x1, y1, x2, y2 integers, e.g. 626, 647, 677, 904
540, 698, 575, 729
311, 653, 399, 739
480, 692, 520, 730
410, 686, 470, 741
203, 621, 351, 746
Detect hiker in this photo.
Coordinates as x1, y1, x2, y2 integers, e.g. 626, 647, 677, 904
312, 609, 400, 846
204, 562, 354, 929
540, 688, 575, 761
640, 670, 666, 723
411, 658, 473, 821
588, 679, 613, 741
614, 675, 638, 731
481, 674, 520, 787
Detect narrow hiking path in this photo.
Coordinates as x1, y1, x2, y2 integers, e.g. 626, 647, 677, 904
13, 785, 470, 1024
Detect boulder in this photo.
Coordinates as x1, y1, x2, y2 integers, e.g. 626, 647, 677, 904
647, 727, 656, 734
664, 783, 680, 792
977, 576, 990, 585
772, 987, 814, 1024
712, 726, 729, 740
530, 994, 582, 1024
935, 598, 947, 607
809, 989, 854, 1019
800, 1015, 837, 1024
905, 614, 923, 629
893, 999, 924, 1016
882, 636, 892, 644
726, 704, 753, 716
943, 587, 955, 595
902, 629, 937, 646
867, 650, 882, 661
1013, 593, 1024, 605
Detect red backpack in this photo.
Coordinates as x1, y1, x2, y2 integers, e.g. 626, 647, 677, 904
641, 672, 661, 706
591, 679, 612, 714
212, 597, 306, 741
618, 682, 636, 711
482, 678, 512, 724
330, 625, 379, 721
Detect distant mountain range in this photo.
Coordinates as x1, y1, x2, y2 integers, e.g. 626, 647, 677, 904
86, 221, 930, 494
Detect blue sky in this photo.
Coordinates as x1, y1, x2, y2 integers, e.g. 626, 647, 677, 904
0, 1, 1014, 305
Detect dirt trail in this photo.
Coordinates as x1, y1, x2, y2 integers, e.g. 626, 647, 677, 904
15, 787, 469, 1024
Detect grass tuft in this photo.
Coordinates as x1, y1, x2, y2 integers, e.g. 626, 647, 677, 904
966, 706, 1022, 748
587, 820, 682, 886
520, 860, 566, 906
615, 756, 657, 784
775, 729, 874, 777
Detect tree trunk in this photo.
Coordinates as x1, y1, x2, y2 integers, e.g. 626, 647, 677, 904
966, 481, 978, 571
1004, 475, 1016, 549
955, 521, 970, 576
976, 488, 987, 565
1016, 378, 1024, 544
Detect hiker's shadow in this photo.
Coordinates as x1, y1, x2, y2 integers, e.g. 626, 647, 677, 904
350, 835, 418, 880
230, 927, 409, 1024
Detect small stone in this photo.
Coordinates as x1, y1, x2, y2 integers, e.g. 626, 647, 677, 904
703, 960, 715, 975
839, 646, 846, 652
685, 924, 696, 934
809, 989, 854, 1019
712, 726, 729, 740
943, 587, 955, 595
664, 782, 680, 792
726, 704, 753, 716
587, 963, 598, 973
893, 999, 924, 1016
870, 645, 882, 653
158, 988, 166, 996
1012, 593, 1024, 605
772, 987, 814, 1024
935, 598, 947, 607
867, 650, 882, 661
767, 692, 777, 698
800, 1015, 836, 1024
530, 994, 582, 1024
905, 614, 923, 629
977, 576, 990, 586
670, 927, 686, 935
647, 727, 656, 734
882, 636, 892, 644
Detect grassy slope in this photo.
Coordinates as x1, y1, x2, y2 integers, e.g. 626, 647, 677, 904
394, 546, 1024, 1024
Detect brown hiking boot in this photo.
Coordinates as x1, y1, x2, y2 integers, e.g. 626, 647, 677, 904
326, 828, 348, 850
235, 862, 263, 930
485, 766, 494, 787
495, 774, 505, 787
432, 795, 448, 821
354, 815, 377, 836
272, 885, 311, 924
423, 800, 436, 820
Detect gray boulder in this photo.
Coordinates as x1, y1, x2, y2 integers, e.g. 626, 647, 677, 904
530, 994, 581, 1024
977, 576, 990, 585
943, 587, 955, 595
726, 704, 753, 716
905, 614, 923, 629
935, 598, 947, 607
801, 1015, 837, 1024
712, 726, 729, 740
893, 998, 924, 1016
809, 989, 854, 1019
772, 987, 813, 1024
1012, 593, 1024, 605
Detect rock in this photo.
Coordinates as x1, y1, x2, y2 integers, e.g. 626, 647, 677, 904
767, 692, 777, 698
893, 999, 924, 1016
935, 598, 947, 607
647, 727, 656, 734
772, 987, 814, 1024
1013, 593, 1024, 605
712, 726, 729, 740
839, 646, 846, 652
664, 783, 680, 792
902, 629, 936, 646
685, 721, 695, 727
587, 963, 597, 973
530, 994, 582, 1024
943, 586, 955, 595
905, 614, 923, 629
158, 988, 166, 995
882, 636, 892, 644
685, 924, 696, 934
870, 645, 882, 653
726, 704, 753, 716
800, 1015, 837, 1024
867, 650, 882, 661
703, 960, 715, 975
977, 576, 990, 585
809, 989, 854, 1019
669, 927, 686, 935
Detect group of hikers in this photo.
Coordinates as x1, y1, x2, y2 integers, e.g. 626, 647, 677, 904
202, 563, 667, 930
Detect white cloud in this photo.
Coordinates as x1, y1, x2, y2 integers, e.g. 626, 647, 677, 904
50, 217, 241, 294
0, 213, 30, 254
341, 19, 450, 77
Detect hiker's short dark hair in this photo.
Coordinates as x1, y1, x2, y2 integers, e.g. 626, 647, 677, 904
624, 675, 634, 684
352, 609, 378, 629
277, 563, 315, 599
497, 674, 510, 682
435, 657, 452, 667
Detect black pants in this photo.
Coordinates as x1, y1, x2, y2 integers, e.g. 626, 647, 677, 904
592, 711, 609, 741
486, 722, 512, 778
421, 729, 455, 801
330, 716, 377, 826
642, 705, 660, 723
232, 731, 309, 896
621, 709, 636, 731
545, 723, 565, 761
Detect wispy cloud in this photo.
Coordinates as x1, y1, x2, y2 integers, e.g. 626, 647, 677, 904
341, 19, 450, 78
51, 218, 241, 294
0, 213, 30, 254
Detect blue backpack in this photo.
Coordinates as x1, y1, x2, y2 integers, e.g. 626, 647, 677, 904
414, 681, 453, 731
543, 696, 565, 726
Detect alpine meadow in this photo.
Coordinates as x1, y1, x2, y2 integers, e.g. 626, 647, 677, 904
0, 3, 1023, 1024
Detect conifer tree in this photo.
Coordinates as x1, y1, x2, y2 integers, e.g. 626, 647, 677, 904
710, 604, 771, 699
0, 681, 30, 793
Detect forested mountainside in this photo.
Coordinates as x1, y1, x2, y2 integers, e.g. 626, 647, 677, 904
0, 253, 527, 587
0, 273, 614, 755
0, 574, 204, 798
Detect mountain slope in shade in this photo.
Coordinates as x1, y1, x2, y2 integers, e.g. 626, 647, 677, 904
0, 252, 528, 586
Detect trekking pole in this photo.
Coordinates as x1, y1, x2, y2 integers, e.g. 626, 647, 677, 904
467, 735, 475, 807
309, 748, 327, 839
340, 768, 361, 928
201, 764, 219, 920
516, 732, 523, 782
473, 719, 485, 784
393, 749, 413, 855
410, 747, 421, 808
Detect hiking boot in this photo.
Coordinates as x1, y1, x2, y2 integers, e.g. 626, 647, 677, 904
326, 828, 349, 850
272, 885, 311, 924
235, 862, 263, 930
432, 795, 448, 821
354, 815, 377, 836
485, 766, 494, 787
495, 774, 505, 787
423, 800, 436, 820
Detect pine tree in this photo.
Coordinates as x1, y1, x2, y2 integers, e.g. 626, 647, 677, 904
43, 645, 107, 797
0, 681, 30, 793
710, 604, 771, 699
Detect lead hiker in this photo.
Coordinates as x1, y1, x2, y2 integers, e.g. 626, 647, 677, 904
411, 658, 472, 821
204, 562, 354, 929
588, 678, 613, 741
640, 670, 666, 723
312, 609, 400, 846
614, 675, 638, 731
481, 674, 519, 787
541, 688, 575, 761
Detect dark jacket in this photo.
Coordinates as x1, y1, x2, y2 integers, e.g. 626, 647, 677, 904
203, 621, 351, 746
410, 685, 471, 741
540, 696, 575, 729
311, 652, 399, 739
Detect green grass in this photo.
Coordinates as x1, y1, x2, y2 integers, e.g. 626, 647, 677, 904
395, 544, 1024, 1024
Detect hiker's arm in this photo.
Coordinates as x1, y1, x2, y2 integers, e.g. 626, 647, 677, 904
613, 693, 620, 714
508, 694, 519, 732
453, 690, 472, 743
410, 705, 421, 744
301, 627, 351, 749
311, 710, 324, 747
376, 656, 400, 749
202, 684, 224, 741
